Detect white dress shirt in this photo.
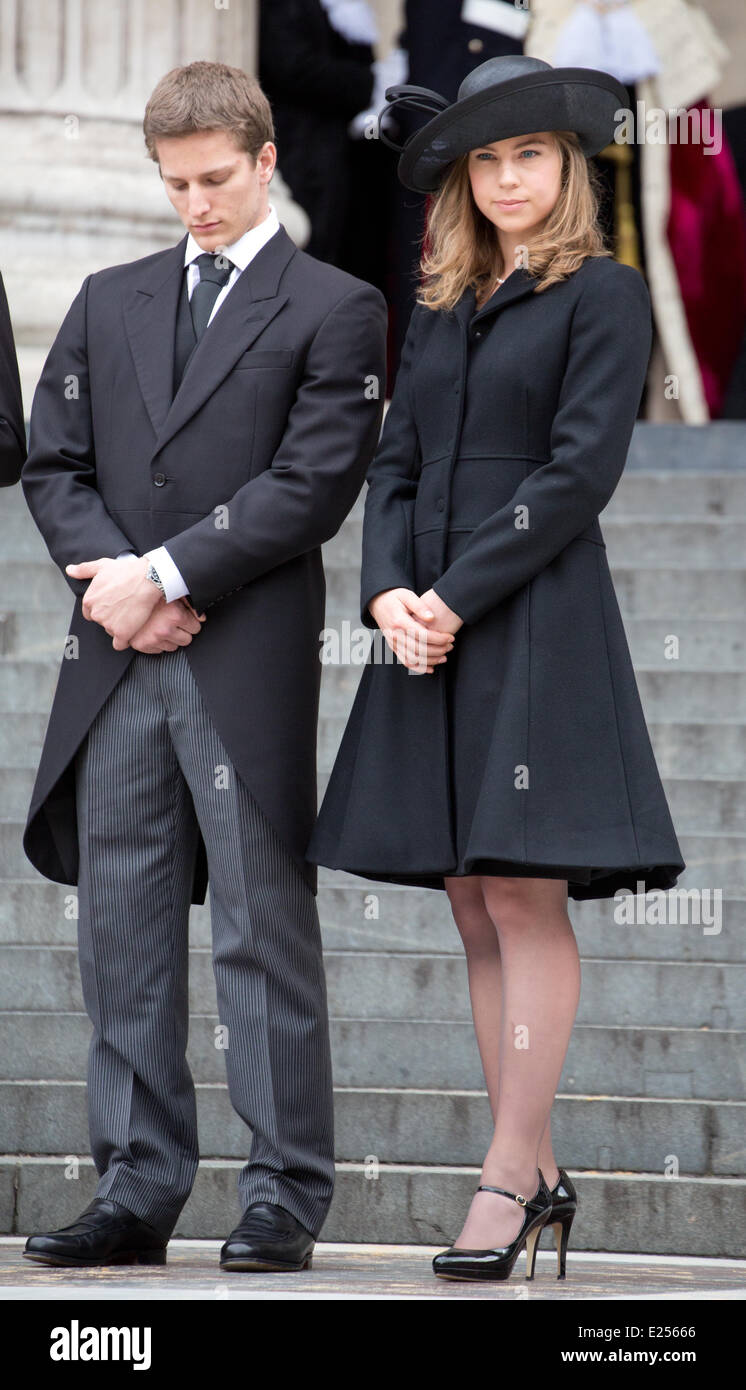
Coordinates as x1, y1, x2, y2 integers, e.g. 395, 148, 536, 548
117, 203, 281, 604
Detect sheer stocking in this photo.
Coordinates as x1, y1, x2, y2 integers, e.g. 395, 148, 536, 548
443, 874, 580, 1250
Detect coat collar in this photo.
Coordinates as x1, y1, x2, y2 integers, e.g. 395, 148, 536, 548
453, 265, 539, 329
123, 223, 297, 454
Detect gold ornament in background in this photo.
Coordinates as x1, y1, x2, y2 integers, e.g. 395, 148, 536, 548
597, 141, 641, 271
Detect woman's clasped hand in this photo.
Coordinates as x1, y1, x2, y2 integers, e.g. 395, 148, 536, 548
368, 585, 463, 674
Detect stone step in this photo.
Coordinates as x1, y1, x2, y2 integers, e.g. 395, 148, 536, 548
0, 759, 741, 843
6, 511, 746, 578
5, 658, 746, 744
315, 881, 742, 958
2, 717, 739, 795
318, 763, 744, 839
322, 619, 746, 673
0, 612, 70, 660
4, 449, 745, 539
638, 721, 746, 779
8, 612, 745, 680
0, 561, 73, 608
1, 1080, 742, 1176
0, 686, 744, 771
0, 715, 51, 764
0, 660, 59, 711
323, 564, 746, 620
314, 769, 743, 836
0, 877, 740, 962
3, 556, 745, 629
0, 1011, 740, 1098
1, 819, 743, 894
0, 944, 742, 1029
305, 833, 746, 896
2, 739, 744, 829
318, 715, 746, 780
318, 687, 746, 770
317, 663, 746, 721
4, 455, 746, 519
1, 1154, 741, 1254
321, 516, 746, 571
3, 511, 746, 586
662, 779, 746, 834
623, 421, 746, 474
601, 471, 746, 518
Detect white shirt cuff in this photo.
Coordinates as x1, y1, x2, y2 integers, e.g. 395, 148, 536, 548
144, 546, 190, 603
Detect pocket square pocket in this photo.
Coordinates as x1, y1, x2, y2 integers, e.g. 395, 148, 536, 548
234, 348, 295, 370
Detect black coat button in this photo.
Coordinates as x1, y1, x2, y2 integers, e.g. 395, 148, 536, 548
153, 472, 166, 486
436, 497, 445, 511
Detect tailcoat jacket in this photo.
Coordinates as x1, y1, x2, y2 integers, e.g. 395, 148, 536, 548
21, 224, 387, 900
307, 255, 687, 900
0, 270, 27, 486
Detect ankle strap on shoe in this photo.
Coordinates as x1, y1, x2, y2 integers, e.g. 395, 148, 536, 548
477, 1182, 545, 1213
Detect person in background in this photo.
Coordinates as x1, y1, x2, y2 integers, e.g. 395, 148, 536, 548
527, 0, 746, 421
0, 269, 26, 486
259, 0, 405, 294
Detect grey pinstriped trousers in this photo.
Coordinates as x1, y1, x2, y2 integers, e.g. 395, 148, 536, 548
73, 644, 335, 1240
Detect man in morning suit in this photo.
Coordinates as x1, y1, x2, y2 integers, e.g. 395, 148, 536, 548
20, 60, 387, 1272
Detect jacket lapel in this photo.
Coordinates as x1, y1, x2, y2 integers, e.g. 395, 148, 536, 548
123, 224, 297, 454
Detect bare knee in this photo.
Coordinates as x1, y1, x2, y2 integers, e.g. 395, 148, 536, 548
445, 877, 499, 954
480, 876, 568, 933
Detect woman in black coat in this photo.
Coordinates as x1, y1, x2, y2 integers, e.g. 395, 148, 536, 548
308, 56, 686, 1281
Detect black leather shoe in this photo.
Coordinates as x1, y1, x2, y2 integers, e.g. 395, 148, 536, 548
23, 1198, 168, 1267
546, 1167, 577, 1279
432, 1170, 552, 1282
220, 1202, 315, 1271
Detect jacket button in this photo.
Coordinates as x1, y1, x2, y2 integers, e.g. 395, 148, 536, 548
436, 497, 445, 511
153, 472, 166, 487
453, 382, 460, 393
474, 328, 483, 338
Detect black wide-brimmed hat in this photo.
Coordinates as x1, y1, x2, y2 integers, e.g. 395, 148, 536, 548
379, 54, 628, 193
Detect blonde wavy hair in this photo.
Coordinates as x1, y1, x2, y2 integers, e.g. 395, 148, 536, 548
417, 130, 611, 311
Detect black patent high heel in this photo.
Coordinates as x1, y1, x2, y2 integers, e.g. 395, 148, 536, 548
547, 1168, 577, 1279
432, 1169, 552, 1282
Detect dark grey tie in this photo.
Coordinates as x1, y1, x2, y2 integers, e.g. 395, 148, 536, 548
189, 251, 235, 338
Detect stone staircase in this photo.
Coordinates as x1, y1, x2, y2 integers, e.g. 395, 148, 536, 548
1, 422, 744, 1256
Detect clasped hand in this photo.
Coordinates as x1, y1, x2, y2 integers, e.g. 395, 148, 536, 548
367, 586, 462, 674
65, 555, 206, 652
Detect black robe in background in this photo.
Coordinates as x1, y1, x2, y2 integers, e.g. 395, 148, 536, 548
259, 0, 375, 268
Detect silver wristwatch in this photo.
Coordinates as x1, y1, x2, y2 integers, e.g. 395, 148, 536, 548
145, 561, 166, 598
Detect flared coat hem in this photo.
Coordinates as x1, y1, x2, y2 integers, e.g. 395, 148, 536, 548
308, 853, 686, 901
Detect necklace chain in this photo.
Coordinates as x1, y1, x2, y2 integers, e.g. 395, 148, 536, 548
477, 269, 505, 308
